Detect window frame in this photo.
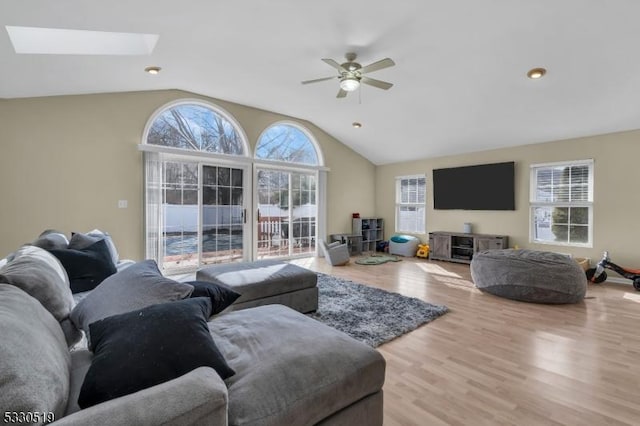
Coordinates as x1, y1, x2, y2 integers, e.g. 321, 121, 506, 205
529, 159, 594, 247
395, 174, 427, 234
254, 120, 325, 167
141, 98, 250, 158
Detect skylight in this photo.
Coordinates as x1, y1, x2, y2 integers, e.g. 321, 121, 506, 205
5, 26, 159, 55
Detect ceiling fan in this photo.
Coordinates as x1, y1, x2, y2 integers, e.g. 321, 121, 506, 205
301, 52, 395, 98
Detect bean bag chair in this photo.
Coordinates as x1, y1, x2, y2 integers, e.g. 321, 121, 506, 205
470, 249, 586, 304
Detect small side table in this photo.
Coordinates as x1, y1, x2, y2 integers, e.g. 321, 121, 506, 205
330, 234, 363, 256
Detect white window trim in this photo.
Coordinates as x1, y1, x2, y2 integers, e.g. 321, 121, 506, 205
141, 98, 251, 157
395, 174, 426, 234
143, 100, 328, 269
255, 120, 325, 167
529, 159, 594, 248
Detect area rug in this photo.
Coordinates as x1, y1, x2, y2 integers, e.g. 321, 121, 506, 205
309, 273, 448, 347
355, 254, 402, 265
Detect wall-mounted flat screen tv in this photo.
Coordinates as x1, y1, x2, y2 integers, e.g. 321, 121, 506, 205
433, 161, 515, 210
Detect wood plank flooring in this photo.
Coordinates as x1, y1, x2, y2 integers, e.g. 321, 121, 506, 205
290, 256, 640, 426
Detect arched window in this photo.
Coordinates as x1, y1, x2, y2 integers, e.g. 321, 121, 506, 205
146, 102, 246, 155
254, 123, 324, 259
255, 123, 320, 165
143, 100, 250, 273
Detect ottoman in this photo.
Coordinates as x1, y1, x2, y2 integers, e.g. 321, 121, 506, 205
388, 235, 420, 257
196, 259, 318, 313
470, 249, 587, 304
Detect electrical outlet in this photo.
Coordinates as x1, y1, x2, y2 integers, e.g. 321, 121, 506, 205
118, 200, 128, 209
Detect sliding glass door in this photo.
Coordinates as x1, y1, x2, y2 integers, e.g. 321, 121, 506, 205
159, 159, 248, 272
256, 168, 317, 259
201, 165, 245, 265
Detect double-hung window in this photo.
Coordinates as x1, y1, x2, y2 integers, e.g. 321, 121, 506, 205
529, 160, 593, 247
395, 175, 426, 234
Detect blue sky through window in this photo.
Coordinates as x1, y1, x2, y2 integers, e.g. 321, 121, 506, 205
147, 104, 244, 155
256, 124, 318, 165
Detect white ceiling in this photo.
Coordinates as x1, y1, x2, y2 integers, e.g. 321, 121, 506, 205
2, 1, 640, 165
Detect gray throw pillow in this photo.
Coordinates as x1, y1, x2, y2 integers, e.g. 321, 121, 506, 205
0, 284, 71, 420
70, 260, 193, 344
88, 229, 119, 266
32, 229, 69, 250
0, 245, 74, 322
68, 232, 101, 250
69, 230, 119, 267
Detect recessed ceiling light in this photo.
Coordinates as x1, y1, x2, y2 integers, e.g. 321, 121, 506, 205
145, 66, 161, 75
5, 26, 159, 55
352, 122, 362, 128
527, 67, 547, 79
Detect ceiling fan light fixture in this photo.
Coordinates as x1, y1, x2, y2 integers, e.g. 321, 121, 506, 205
339, 76, 360, 92
352, 122, 362, 128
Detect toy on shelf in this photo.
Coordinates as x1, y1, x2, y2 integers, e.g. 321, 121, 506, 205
416, 244, 430, 259
586, 251, 640, 290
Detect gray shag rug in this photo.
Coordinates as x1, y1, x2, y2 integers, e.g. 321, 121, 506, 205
309, 273, 448, 347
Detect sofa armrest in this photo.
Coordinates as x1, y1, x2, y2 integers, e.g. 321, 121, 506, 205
327, 241, 342, 249
53, 367, 228, 426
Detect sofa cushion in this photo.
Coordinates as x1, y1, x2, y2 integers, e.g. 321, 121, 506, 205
70, 260, 194, 342
196, 260, 317, 303
0, 245, 74, 322
0, 284, 71, 420
32, 229, 69, 250
78, 297, 234, 408
66, 350, 93, 415
49, 239, 117, 293
210, 305, 386, 426
186, 280, 241, 315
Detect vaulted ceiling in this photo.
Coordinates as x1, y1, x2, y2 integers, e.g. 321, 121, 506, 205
2, 1, 640, 165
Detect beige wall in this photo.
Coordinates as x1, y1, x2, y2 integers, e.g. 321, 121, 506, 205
0, 90, 375, 259
376, 130, 640, 269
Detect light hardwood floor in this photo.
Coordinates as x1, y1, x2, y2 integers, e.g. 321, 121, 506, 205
290, 256, 640, 426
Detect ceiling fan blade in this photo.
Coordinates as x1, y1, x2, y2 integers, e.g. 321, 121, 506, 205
361, 76, 393, 90
301, 76, 337, 85
336, 88, 348, 98
322, 58, 347, 72
360, 58, 395, 74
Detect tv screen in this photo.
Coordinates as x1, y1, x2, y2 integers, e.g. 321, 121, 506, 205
433, 161, 515, 210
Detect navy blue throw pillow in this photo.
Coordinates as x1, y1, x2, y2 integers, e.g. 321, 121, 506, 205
48, 239, 117, 293
78, 297, 235, 409
186, 280, 241, 315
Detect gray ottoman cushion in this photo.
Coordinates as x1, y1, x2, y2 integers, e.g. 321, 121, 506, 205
210, 305, 385, 426
471, 249, 587, 304
196, 260, 318, 312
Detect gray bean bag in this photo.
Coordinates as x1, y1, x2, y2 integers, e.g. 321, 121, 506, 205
470, 249, 586, 304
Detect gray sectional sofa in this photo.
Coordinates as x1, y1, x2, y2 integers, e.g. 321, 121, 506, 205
0, 244, 386, 425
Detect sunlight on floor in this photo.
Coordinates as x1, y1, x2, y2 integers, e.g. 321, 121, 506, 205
531, 331, 592, 381
623, 292, 640, 303
432, 275, 480, 292
415, 262, 462, 278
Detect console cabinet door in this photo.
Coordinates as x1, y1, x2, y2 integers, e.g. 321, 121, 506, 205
429, 234, 451, 260
474, 237, 504, 253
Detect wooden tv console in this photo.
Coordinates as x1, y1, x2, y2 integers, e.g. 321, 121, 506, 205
428, 231, 508, 264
